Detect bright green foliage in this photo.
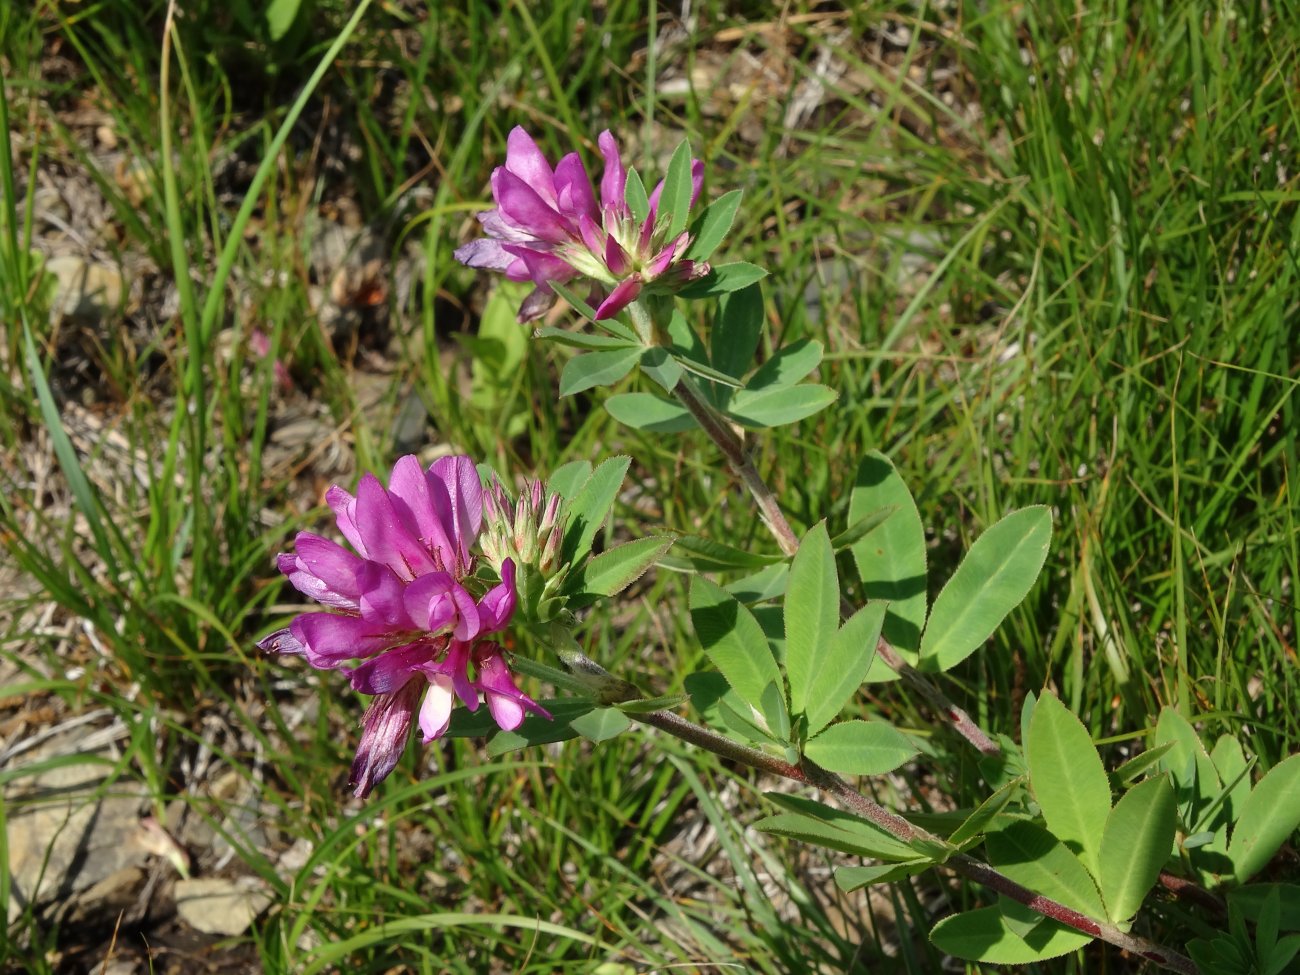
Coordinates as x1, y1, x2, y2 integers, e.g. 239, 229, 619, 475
756, 795, 917, 862
559, 456, 631, 566
710, 283, 765, 380
848, 451, 928, 670
562, 536, 675, 608
604, 392, 696, 432
784, 523, 840, 722
919, 506, 1052, 673
570, 707, 632, 743
689, 577, 782, 717
1026, 692, 1111, 876
1230, 755, 1300, 883
802, 719, 917, 777
986, 821, 1107, 920
686, 190, 742, 264
659, 140, 695, 240
724, 384, 838, 429
1098, 775, 1177, 923
929, 906, 1093, 964
559, 346, 641, 397
802, 601, 888, 735
677, 261, 767, 298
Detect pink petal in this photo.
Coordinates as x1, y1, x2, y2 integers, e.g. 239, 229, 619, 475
604, 234, 631, 276
427, 640, 478, 712
288, 532, 365, 609
553, 152, 598, 223
355, 474, 436, 580
350, 679, 421, 798
428, 455, 484, 565
388, 455, 456, 565
503, 127, 558, 205
502, 244, 579, 288
597, 130, 626, 215
357, 561, 414, 629
594, 276, 643, 319
325, 485, 367, 557
577, 213, 605, 258
478, 559, 518, 633
403, 570, 458, 630
689, 159, 704, 207
493, 169, 570, 244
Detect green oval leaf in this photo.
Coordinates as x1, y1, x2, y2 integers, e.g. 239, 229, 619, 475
604, 393, 697, 432
803, 719, 918, 777
919, 505, 1052, 673
1098, 775, 1177, 922
1026, 692, 1111, 877
849, 451, 927, 674
804, 601, 888, 736
570, 707, 632, 743
725, 384, 837, 429
986, 820, 1107, 919
710, 283, 764, 380
929, 906, 1094, 964
784, 523, 839, 723
559, 346, 643, 397
689, 576, 781, 714
1230, 754, 1300, 883
835, 861, 930, 892
745, 339, 823, 391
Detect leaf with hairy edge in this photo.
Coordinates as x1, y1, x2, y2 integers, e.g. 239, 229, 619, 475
482, 700, 594, 754
659, 139, 695, 239
689, 577, 781, 714
546, 461, 592, 502
949, 777, 1025, 847
919, 506, 1051, 673
929, 907, 1094, 964
686, 189, 742, 263
986, 820, 1106, 920
560, 456, 630, 566
1155, 707, 1223, 820
755, 797, 917, 861
536, 326, 637, 350
559, 347, 642, 397
710, 283, 765, 380
624, 168, 650, 223
784, 523, 839, 723
745, 339, 823, 391
605, 393, 697, 432
658, 535, 784, 573
803, 719, 917, 777
726, 563, 788, 604
726, 384, 837, 429
1026, 692, 1111, 876
677, 262, 767, 299
563, 536, 674, 607
804, 602, 888, 735
1098, 775, 1177, 922
849, 452, 927, 672
1230, 754, 1300, 883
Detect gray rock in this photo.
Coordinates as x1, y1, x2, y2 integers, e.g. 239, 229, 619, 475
173, 876, 273, 935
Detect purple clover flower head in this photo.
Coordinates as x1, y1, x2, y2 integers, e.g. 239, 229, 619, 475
259, 454, 549, 797
454, 127, 711, 322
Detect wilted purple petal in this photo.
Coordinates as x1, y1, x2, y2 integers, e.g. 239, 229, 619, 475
350, 679, 421, 798
494, 169, 570, 244
594, 276, 643, 319
258, 626, 306, 655
355, 474, 436, 581
346, 640, 438, 695
453, 236, 516, 271
503, 126, 558, 205
290, 612, 394, 667
597, 130, 626, 215
517, 286, 556, 323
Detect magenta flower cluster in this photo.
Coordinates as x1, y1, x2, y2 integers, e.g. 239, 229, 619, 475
261, 455, 548, 797
454, 127, 709, 322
